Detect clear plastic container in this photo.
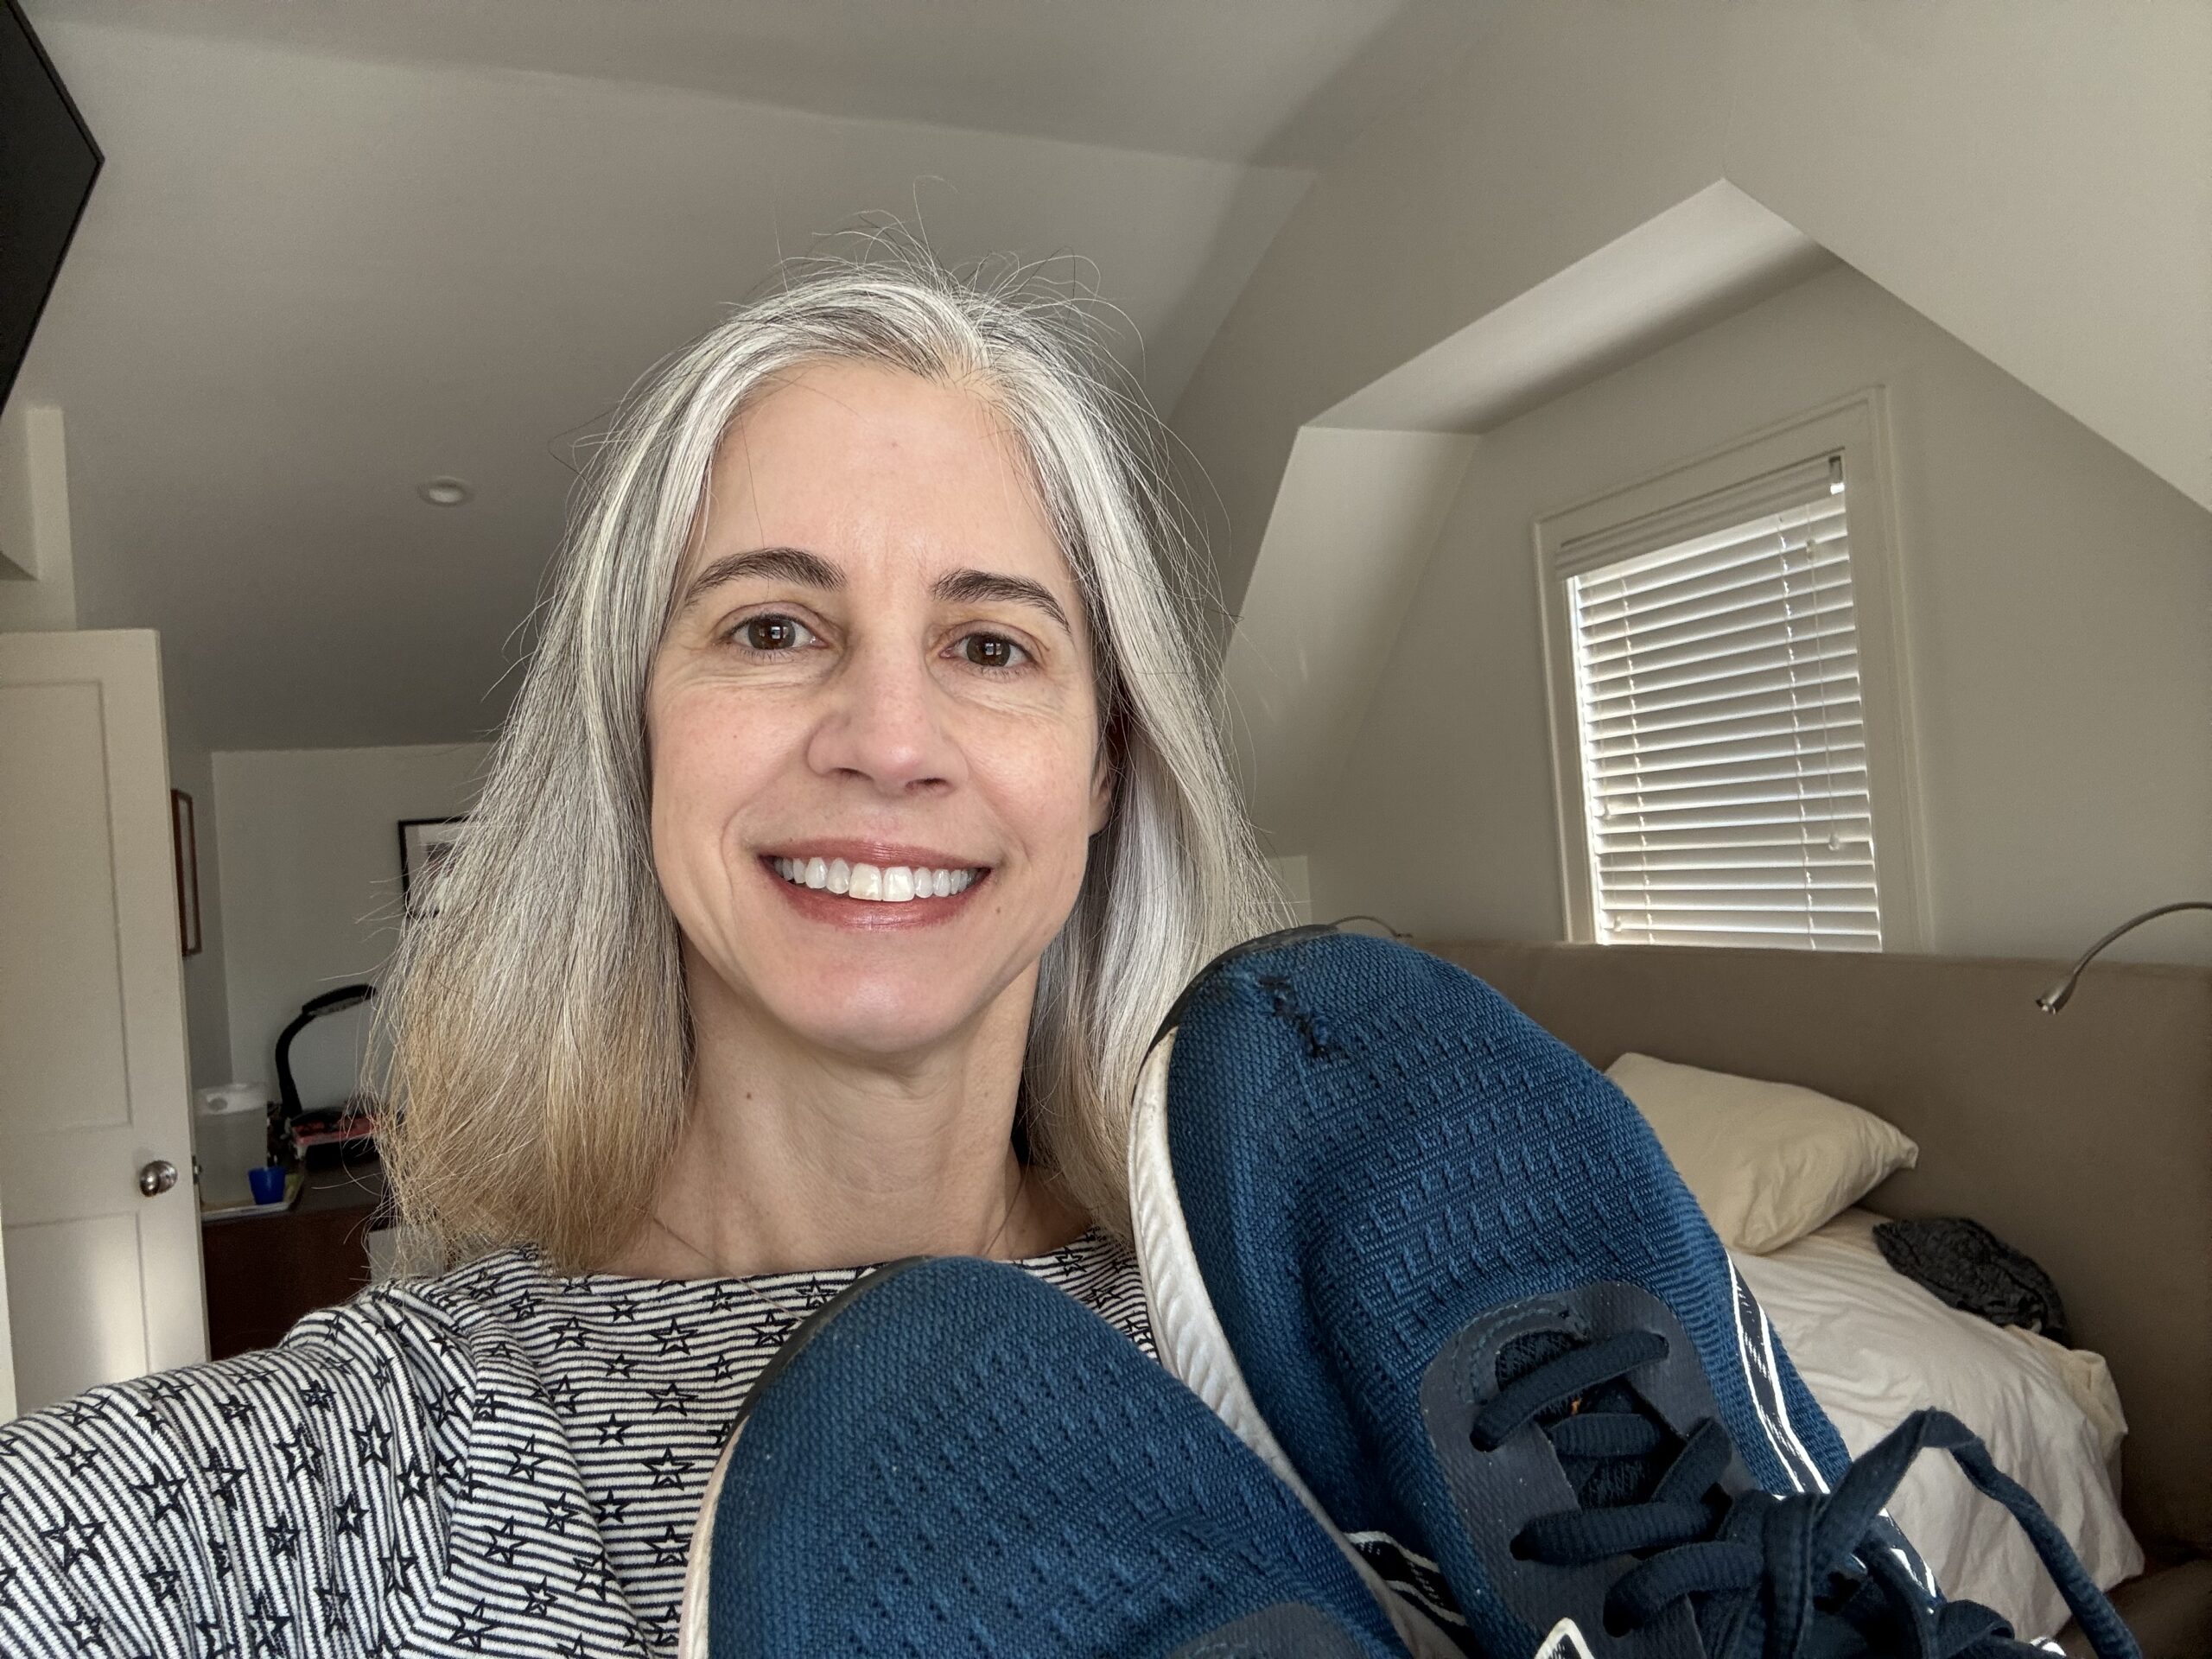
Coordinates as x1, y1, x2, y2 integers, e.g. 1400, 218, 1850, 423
194, 1083, 270, 1209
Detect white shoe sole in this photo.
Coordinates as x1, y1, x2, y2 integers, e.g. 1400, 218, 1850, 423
677, 1423, 744, 1659
1128, 1033, 1463, 1659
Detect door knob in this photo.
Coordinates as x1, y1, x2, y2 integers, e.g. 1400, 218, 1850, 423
137, 1160, 179, 1197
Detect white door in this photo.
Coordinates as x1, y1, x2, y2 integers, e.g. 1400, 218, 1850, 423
0, 628, 207, 1416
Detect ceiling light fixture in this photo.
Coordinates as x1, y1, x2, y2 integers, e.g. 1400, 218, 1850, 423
417, 477, 473, 506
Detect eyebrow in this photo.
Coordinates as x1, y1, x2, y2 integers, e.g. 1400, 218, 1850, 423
677, 547, 1071, 634
931, 568, 1071, 633
677, 546, 840, 613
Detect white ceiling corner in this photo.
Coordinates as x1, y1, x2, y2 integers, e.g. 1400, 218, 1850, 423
10, 0, 1491, 752
1229, 184, 1837, 854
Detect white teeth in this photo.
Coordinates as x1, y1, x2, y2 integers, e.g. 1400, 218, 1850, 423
773, 857, 982, 901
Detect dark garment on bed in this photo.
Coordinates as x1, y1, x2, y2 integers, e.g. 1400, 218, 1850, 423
1873, 1216, 2072, 1347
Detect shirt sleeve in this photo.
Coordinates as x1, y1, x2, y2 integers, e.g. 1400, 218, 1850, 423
0, 1289, 461, 1658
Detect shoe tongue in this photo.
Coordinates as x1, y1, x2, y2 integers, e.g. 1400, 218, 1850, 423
1497, 1331, 1682, 1510
1496, 1329, 1578, 1376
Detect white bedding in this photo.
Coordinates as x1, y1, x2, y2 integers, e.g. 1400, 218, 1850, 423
1732, 1209, 2143, 1640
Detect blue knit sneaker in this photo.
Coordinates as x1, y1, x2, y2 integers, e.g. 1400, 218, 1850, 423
1128, 930, 2140, 1659
677, 1253, 1412, 1658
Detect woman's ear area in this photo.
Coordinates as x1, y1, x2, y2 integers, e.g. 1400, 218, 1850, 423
1088, 753, 1116, 836
1087, 707, 1122, 836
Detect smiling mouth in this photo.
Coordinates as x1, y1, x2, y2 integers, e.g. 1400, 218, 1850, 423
769, 855, 986, 903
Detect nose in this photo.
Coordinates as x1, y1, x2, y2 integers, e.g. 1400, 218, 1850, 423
804, 637, 963, 798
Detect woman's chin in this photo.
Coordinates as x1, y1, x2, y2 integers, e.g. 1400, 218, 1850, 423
700, 918, 1047, 1066
781, 1007, 983, 1065
749, 973, 1006, 1065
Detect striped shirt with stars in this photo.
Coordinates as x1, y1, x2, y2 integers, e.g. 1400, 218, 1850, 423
0, 1228, 1152, 1657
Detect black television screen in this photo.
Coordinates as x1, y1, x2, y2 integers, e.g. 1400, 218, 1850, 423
0, 0, 101, 411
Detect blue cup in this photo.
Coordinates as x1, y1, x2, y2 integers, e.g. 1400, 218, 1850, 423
248, 1165, 287, 1205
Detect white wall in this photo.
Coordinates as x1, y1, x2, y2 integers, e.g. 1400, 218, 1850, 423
1173, 0, 2212, 627
0, 400, 77, 632
165, 743, 232, 1089
26, 18, 1316, 753
1306, 266, 2212, 966
213, 743, 489, 1111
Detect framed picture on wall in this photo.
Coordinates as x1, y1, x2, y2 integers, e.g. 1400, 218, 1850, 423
398, 816, 469, 916
171, 789, 201, 956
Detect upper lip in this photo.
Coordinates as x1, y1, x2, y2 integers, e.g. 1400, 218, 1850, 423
760, 842, 991, 870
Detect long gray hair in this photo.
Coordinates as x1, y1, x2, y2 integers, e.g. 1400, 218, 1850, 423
376, 240, 1283, 1270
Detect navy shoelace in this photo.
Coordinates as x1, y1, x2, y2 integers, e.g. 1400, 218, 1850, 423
1471, 1330, 2140, 1659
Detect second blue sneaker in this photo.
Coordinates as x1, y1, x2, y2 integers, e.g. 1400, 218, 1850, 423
679, 1252, 1413, 1658
1129, 931, 2139, 1659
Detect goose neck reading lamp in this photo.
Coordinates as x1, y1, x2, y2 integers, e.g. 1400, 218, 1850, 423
2036, 901, 2212, 1013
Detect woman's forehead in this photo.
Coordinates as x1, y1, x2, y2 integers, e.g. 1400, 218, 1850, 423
695, 360, 1065, 588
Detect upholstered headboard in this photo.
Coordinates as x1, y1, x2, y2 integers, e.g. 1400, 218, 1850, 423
1417, 939, 2212, 1561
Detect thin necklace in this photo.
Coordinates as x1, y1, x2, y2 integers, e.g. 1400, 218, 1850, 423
980, 1160, 1031, 1260
645, 1160, 1033, 1320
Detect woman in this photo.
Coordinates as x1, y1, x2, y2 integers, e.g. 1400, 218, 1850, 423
0, 245, 1281, 1657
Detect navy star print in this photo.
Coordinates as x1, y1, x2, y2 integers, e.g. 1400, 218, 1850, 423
0, 1230, 1150, 1655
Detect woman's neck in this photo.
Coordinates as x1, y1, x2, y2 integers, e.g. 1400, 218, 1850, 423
607, 963, 1090, 1280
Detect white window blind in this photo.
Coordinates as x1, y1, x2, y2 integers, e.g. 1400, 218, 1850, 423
1560, 454, 1882, 950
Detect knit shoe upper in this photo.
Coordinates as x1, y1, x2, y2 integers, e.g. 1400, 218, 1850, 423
690, 1253, 1409, 1658
1134, 931, 2137, 1659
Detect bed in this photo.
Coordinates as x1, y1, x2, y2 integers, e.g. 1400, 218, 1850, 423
1737, 1208, 2137, 1638
1415, 938, 2212, 1657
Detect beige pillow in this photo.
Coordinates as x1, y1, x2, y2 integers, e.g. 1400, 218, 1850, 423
1605, 1052, 1918, 1255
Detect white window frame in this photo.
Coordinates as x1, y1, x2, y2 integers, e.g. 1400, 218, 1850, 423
1534, 390, 1929, 950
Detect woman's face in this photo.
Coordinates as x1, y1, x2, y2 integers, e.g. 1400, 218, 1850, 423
645, 360, 1112, 1064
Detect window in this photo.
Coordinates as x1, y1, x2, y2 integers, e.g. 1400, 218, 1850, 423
1536, 395, 1925, 951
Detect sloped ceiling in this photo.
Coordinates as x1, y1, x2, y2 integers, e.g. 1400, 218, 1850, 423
1174, 0, 2212, 854
30, 0, 1481, 168
10, 1, 1489, 750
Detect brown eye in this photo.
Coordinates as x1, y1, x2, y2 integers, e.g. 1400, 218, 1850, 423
959, 633, 1027, 671
739, 615, 810, 652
